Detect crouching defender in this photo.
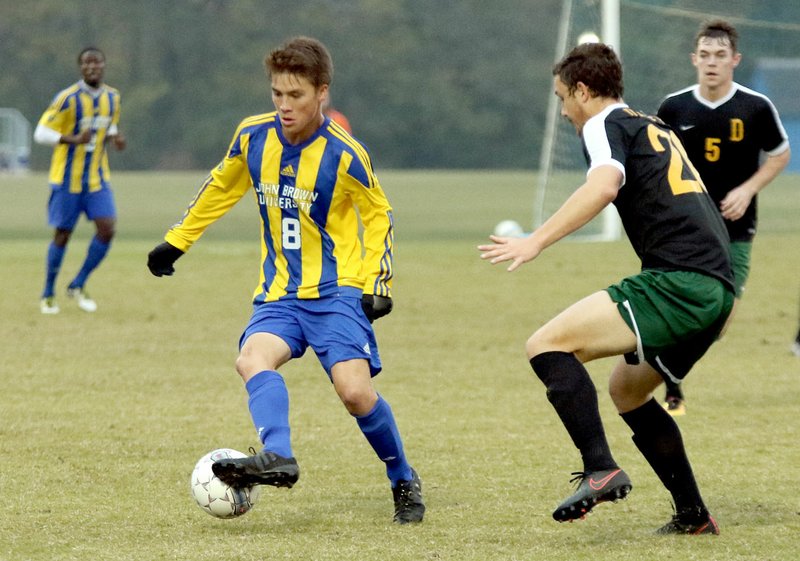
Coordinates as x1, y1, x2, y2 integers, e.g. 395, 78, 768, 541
479, 42, 733, 535
147, 36, 424, 524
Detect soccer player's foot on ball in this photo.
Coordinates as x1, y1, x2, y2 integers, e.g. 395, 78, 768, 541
392, 468, 425, 524
212, 449, 299, 488
656, 510, 719, 535
553, 468, 632, 522
662, 396, 687, 416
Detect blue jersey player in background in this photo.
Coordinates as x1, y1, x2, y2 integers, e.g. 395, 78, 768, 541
147, 36, 424, 524
34, 47, 126, 314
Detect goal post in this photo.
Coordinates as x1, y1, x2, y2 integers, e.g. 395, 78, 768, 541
0, 108, 31, 174
533, 1, 800, 241
534, 0, 622, 241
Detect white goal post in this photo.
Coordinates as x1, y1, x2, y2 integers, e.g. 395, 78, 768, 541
533, 0, 622, 241
533, 1, 800, 241
0, 108, 31, 174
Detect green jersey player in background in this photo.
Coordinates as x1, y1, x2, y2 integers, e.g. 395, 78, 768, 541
657, 20, 790, 415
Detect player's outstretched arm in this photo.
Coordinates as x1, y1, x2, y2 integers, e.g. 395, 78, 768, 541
478, 166, 620, 272
147, 242, 185, 277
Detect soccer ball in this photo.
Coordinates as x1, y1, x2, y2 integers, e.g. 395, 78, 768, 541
493, 219, 525, 237
190, 448, 260, 518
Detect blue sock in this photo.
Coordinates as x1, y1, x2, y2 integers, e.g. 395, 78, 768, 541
245, 370, 292, 458
69, 236, 110, 289
355, 395, 412, 486
43, 242, 67, 298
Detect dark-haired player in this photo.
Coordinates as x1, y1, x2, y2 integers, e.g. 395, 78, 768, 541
34, 47, 126, 314
479, 41, 732, 534
657, 20, 790, 415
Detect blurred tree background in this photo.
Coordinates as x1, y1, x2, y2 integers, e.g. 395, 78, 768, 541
1, 0, 798, 171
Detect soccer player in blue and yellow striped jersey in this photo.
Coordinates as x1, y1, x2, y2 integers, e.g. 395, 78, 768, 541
148, 37, 424, 524
34, 47, 126, 314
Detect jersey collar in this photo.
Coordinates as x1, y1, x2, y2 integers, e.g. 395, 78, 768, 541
692, 82, 739, 109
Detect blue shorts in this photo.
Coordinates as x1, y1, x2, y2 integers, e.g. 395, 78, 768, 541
47, 185, 116, 230
240, 296, 382, 377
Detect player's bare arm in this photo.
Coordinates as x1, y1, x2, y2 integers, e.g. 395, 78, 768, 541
479, 165, 620, 271
719, 148, 790, 220
61, 129, 92, 144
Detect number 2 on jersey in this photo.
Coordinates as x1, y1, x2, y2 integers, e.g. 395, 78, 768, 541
647, 124, 704, 195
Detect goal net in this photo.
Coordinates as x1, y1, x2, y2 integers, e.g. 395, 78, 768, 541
0, 108, 31, 174
534, 0, 800, 240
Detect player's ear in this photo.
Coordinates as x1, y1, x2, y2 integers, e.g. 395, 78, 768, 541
318, 83, 329, 104
731, 52, 742, 68
576, 81, 591, 101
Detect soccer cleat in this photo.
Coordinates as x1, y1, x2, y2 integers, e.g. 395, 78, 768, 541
40, 297, 60, 314
656, 513, 720, 535
662, 396, 687, 416
392, 468, 425, 524
67, 287, 98, 313
552, 468, 632, 522
212, 449, 299, 488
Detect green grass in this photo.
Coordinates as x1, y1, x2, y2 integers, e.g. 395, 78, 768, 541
1, 171, 798, 561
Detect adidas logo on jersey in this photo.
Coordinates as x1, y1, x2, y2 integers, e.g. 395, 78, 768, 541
280, 164, 296, 177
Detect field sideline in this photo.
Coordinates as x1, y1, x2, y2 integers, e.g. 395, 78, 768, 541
1, 170, 798, 561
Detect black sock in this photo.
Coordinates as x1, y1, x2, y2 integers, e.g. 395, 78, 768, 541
530, 351, 617, 472
621, 398, 708, 521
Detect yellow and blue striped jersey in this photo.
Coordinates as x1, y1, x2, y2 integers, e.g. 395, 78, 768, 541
37, 81, 122, 193
165, 113, 394, 303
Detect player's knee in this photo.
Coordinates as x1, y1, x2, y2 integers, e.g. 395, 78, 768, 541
607, 378, 626, 409
54, 229, 72, 246
526, 328, 554, 359
337, 385, 377, 416
234, 352, 266, 381
96, 224, 116, 243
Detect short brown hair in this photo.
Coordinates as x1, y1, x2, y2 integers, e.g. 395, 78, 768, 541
695, 20, 738, 53
553, 42, 623, 99
265, 36, 333, 88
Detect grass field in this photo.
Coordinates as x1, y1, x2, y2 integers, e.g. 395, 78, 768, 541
1, 170, 798, 561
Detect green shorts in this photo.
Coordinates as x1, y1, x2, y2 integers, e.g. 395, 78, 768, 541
730, 241, 752, 298
606, 269, 734, 384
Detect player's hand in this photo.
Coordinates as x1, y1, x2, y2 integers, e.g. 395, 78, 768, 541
719, 184, 754, 221
478, 234, 541, 272
110, 133, 127, 151
147, 242, 184, 277
361, 294, 393, 323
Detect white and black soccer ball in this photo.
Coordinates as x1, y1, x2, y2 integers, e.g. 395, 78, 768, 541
190, 448, 260, 519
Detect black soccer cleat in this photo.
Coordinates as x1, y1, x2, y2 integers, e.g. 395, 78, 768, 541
392, 468, 425, 524
552, 468, 632, 522
212, 449, 299, 488
656, 512, 720, 535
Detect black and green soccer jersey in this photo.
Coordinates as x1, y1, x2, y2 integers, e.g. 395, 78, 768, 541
657, 83, 789, 242
581, 103, 734, 292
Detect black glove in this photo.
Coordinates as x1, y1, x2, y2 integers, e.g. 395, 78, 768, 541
147, 242, 184, 277
361, 294, 393, 323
